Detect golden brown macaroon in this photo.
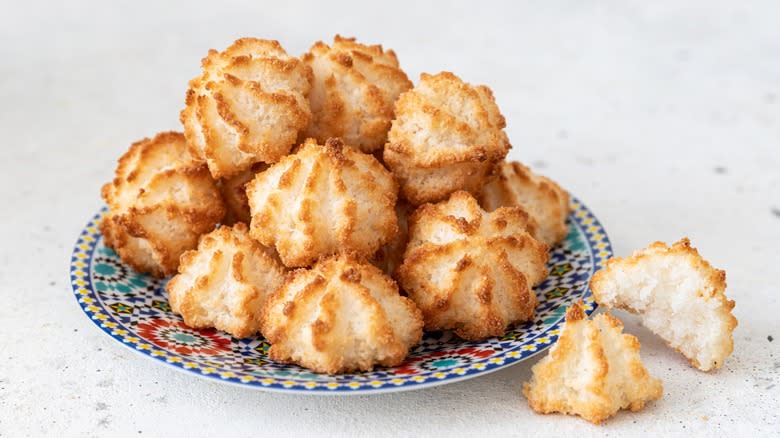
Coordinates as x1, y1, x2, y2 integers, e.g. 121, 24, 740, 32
261, 253, 424, 374
100, 132, 225, 277
590, 238, 737, 371
218, 162, 267, 226
383, 71, 511, 205
246, 137, 398, 268
480, 161, 571, 247
523, 302, 663, 425
181, 38, 313, 178
301, 35, 412, 153
397, 191, 548, 340
166, 223, 286, 338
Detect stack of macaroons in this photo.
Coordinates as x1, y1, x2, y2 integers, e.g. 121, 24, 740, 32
101, 36, 571, 374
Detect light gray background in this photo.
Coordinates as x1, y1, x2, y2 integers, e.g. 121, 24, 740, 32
1, 1, 778, 436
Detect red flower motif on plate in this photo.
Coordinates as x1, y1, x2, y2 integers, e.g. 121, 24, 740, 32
137, 318, 231, 356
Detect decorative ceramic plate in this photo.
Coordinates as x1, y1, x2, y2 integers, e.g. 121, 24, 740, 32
70, 196, 611, 394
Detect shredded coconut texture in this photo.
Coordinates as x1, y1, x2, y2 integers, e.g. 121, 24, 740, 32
590, 238, 737, 371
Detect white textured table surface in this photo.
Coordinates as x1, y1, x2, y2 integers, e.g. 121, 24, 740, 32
2, 1, 778, 436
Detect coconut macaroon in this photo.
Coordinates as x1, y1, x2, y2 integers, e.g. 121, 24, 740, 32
480, 161, 571, 247
261, 253, 424, 374
590, 238, 737, 371
302, 35, 413, 153
100, 132, 225, 277
218, 162, 267, 226
246, 137, 398, 268
397, 191, 548, 340
181, 38, 313, 178
383, 71, 511, 205
166, 223, 285, 338
523, 302, 663, 424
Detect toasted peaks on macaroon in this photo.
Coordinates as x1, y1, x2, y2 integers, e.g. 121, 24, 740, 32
523, 302, 663, 424
261, 253, 424, 374
302, 35, 413, 153
246, 137, 398, 268
100, 132, 225, 277
383, 71, 511, 205
397, 191, 548, 340
181, 38, 313, 178
166, 223, 285, 338
589, 238, 737, 371
480, 161, 571, 247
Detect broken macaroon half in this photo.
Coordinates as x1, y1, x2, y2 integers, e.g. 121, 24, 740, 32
589, 238, 737, 371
